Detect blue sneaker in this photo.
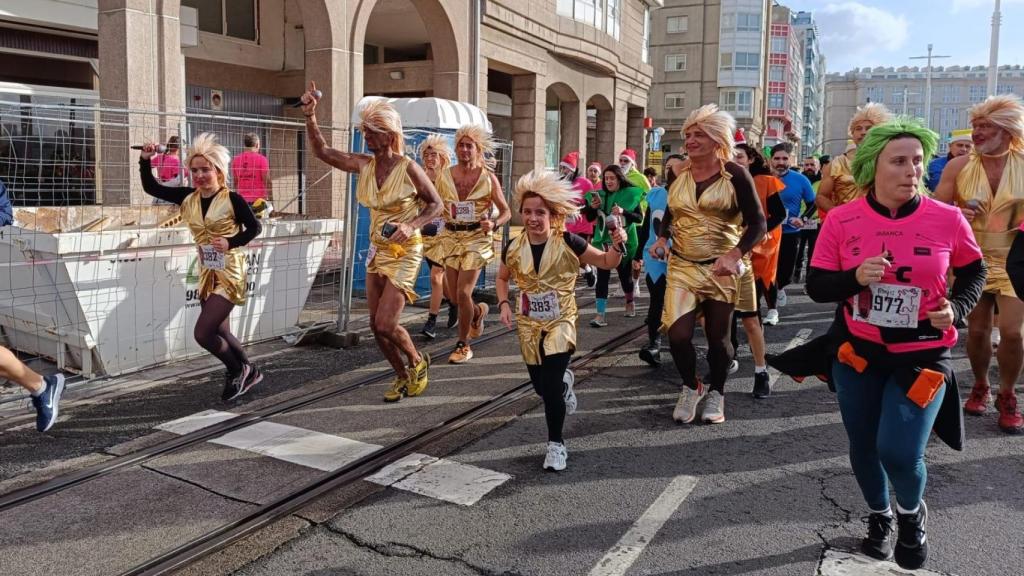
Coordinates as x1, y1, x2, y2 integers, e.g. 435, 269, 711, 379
31, 373, 65, 432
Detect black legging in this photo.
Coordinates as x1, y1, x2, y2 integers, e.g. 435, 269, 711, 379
794, 227, 819, 281
756, 278, 778, 309
525, 334, 573, 443
194, 294, 249, 376
645, 274, 667, 343
596, 257, 635, 300
667, 300, 735, 393
777, 233, 801, 289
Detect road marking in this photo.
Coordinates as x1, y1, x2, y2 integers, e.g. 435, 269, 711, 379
157, 412, 510, 506
769, 328, 813, 386
818, 549, 955, 575
588, 475, 698, 576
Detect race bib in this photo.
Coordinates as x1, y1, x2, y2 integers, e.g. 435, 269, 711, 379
452, 201, 475, 222
200, 245, 225, 270
852, 283, 922, 328
431, 217, 445, 230
366, 244, 377, 264
802, 220, 819, 231
520, 291, 560, 321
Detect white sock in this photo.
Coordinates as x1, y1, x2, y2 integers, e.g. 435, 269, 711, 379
896, 503, 919, 515
29, 377, 45, 397
871, 506, 894, 517
754, 365, 767, 374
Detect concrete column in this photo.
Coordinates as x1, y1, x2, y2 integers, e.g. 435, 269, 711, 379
559, 100, 584, 158
595, 108, 616, 167
511, 73, 545, 181
627, 106, 646, 170
97, 0, 186, 205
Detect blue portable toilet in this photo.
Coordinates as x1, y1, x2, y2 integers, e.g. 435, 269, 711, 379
349, 96, 493, 299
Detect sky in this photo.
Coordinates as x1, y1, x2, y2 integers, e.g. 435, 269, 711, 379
782, 0, 1024, 74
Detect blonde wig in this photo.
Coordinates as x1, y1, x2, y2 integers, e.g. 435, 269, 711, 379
359, 98, 404, 155
969, 94, 1024, 152
848, 103, 893, 138
185, 132, 231, 186
417, 134, 452, 172
454, 124, 494, 169
682, 104, 736, 161
515, 169, 579, 232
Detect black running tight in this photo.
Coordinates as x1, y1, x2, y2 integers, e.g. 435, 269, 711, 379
525, 338, 572, 444
757, 278, 778, 309
667, 300, 735, 393
194, 294, 248, 376
595, 257, 635, 300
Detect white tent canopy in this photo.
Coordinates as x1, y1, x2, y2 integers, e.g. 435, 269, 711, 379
351, 96, 491, 132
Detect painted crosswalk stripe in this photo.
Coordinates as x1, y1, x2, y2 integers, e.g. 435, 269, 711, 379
769, 328, 814, 386
588, 475, 698, 576
156, 412, 511, 506
818, 549, 955, 575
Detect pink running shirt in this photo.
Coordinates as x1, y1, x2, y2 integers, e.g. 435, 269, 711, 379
232, 150, 270, 202
565, 176, 595, 235
812, 196, 983, 353
151, 154, 181, 184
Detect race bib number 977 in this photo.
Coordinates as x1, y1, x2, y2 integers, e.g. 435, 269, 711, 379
852, 283, 922, 328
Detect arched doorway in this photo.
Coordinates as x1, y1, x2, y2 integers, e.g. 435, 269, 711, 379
545, 82, 581, 169
586, 94, 614, 167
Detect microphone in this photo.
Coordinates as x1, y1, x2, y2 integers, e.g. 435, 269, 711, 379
131, 144, 166, 153
292, 90, 323, 108
605, 214, 626, 252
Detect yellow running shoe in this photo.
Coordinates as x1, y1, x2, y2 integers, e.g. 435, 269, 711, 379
406, 352, 431, 397
383, 373, 407, 403
469, 302, 488, 339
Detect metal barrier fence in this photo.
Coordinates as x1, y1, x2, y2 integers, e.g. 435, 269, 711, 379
0, 101, 347, 378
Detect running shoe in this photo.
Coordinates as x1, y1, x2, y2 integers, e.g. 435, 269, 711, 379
763, 309, 780, 326
406, 352, 431, 397
702, 390, 726, 424
31, 373, 65, 432
624, 301, 636, 317
728, 359, 739, 375
469, 302, 488, 339
563, 369, 577, 415
420, 315, 437, 340
590, 315, 608, 328
543, 441, 567, 471
860, 512, 895, 561
639, 338, 662, 367
997, 392, 1023, 434
894, 501, 928, 570
963, 384, 991, 416
221, 365, 250, 401
584, 269, 596, 288
777, 288, 788, 307
448, 342, 474, 364
237, 364, 263, 397
672, 382, 705, 424
383, 373, 408, 403
752, 370, 771, 399
446, 303, 459, 329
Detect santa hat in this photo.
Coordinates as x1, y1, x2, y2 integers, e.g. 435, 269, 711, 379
733, 128, 747, 146
950, 128, 972, 143
559, 151, 580, 171
588, 161, 602, 172
619, 148, 637, 165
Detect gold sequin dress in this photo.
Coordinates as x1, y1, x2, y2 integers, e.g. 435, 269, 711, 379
505, 232, 580, 365
955, 151, 1024, 296
357, 156, 424, 303
425, 167, 494, 270
181, 187, 248, 306
828, 154, 863, 209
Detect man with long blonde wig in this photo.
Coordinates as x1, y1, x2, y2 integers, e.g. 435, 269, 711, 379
936, 94, 1024, 433
417, 135, 457, 339
301, 85, 442, 403
428, 123, 511, 364
818, 102, 893, 214
648, 104, 766, 426
496, 169, 627, 471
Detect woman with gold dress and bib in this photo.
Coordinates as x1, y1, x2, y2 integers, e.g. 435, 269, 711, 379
139, 133, 263, 402
496, 170, 626, 471
300, 83, 443, 403
648, 104, 766, 426
416, 135, 457, 340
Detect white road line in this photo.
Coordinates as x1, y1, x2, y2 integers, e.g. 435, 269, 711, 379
769, 328, 813, 386
155, 409, 237, 435
818, 549, 954, 575
588, 475, 698, 576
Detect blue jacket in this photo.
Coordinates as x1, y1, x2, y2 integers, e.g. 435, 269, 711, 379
777, 170, 815, 234
0, 180, 12, 227
642, 186, 669, 282
927, 156, 949, 193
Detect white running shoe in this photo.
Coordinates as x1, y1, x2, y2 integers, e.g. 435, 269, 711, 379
543, 441, 567, 471
672, 382, 705, 424
764, 309, 780, 326
777, 289, 788, 307
702, 390, 726, 424
728, 359, 739, 375
563, 369, 577, 415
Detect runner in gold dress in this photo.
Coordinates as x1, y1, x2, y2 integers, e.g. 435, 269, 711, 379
301, 84, 442, 402
416, 135, 456, 339
817, 102, 892, 215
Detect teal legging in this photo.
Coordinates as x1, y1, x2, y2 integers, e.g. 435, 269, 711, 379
832, 360, 945, 512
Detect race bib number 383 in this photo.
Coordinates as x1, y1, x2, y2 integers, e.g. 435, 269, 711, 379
520, 291, 560, 320
852, 283, 922, 328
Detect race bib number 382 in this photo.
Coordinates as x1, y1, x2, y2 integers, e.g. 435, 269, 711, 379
520, 291, 560, 321
200, 245, 225, 270
851, 283, 922, 328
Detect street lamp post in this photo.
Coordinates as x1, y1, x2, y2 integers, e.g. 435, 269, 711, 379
988, 0, 1002, 96
910, 44, 950, 129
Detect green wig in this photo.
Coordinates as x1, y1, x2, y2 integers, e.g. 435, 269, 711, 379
851, 116, 939, 191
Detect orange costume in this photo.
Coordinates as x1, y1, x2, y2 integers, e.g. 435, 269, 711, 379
751, 174, 784, 287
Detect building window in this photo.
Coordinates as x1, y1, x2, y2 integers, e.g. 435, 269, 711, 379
665, 54, 687, 72
737, 12, 761, 32
557, 0, 572, 16
998, 84, 1015, 95
667, 15, 688, 34
969, 84, 986, 102
664, 92, 686, 109
768, 93, 784, 109
720, 89, 753, 117
942, 85, 958, 103
720, 52, 758, 72
557, 0, 604, 31
721, 13, 735, 32
769, 65, 784, 82
770, 37, 785, 53
866, 86, 884, 103
182, 0, 258, 41
642, 7, 650, 64
606, 0, 620, 40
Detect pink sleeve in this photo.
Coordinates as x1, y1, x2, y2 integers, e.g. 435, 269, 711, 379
259, 154, 270, 174
952, 211, 984, 268
810, 212, 843, 271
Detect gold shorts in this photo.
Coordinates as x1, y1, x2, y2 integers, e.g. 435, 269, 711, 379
660, 256, 739, 332
368, 240, 424, 303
